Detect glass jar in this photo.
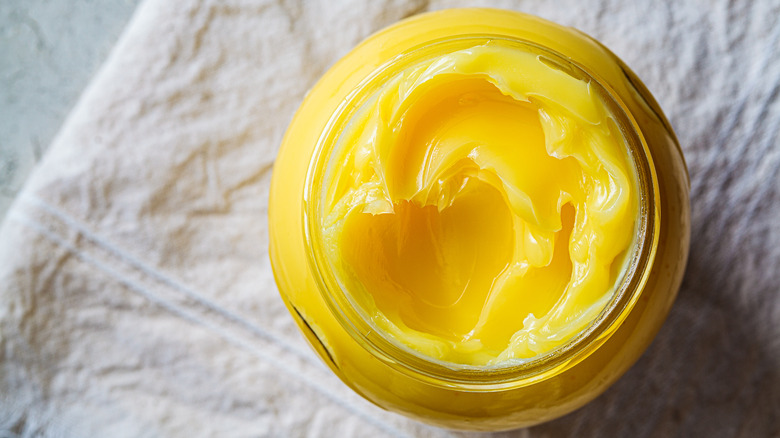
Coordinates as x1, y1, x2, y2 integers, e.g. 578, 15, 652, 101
269, 8, 690, 431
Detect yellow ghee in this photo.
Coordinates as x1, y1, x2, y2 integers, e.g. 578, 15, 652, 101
321, 44, 638, 365
269, 8, 690, 430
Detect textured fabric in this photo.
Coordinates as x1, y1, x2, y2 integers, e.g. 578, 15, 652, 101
1, 0, 778, 436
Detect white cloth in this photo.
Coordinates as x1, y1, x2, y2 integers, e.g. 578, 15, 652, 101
1, 0, 778, 436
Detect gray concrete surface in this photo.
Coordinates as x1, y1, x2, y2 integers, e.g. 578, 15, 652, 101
0, 0, 140, 221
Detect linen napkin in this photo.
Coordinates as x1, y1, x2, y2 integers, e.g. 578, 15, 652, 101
1, 0, 778, 436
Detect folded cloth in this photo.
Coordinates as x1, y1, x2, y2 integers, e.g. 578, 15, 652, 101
1, 0, 778, 436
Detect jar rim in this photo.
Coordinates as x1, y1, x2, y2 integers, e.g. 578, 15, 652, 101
301, 34, 660, 390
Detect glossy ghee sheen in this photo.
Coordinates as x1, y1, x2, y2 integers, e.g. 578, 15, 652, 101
270, 9, 690, 431
321, 44, 638, 365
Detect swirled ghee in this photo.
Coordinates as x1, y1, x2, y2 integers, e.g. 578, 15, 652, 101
319, 44, 638, 365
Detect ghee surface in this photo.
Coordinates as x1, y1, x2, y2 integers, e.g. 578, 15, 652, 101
318, 43, 638, 365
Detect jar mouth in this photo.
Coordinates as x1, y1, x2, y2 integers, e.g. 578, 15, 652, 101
302, 35, 659, 389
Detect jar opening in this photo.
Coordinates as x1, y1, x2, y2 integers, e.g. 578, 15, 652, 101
302, 35, 658, 388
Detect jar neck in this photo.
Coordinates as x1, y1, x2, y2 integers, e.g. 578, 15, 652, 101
302, 35, 658, 390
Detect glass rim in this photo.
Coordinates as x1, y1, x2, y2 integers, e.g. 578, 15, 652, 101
301, 34, 660, 390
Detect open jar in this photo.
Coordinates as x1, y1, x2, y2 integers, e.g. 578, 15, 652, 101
269, 8, 690, 431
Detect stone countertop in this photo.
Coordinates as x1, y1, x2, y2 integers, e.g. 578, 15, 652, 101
0, 0, 140, 221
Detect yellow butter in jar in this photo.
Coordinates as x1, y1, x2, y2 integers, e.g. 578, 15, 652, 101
269, 8, 690, 431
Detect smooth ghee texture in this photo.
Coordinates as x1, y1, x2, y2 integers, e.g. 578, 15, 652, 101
319, 44, 638, 366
